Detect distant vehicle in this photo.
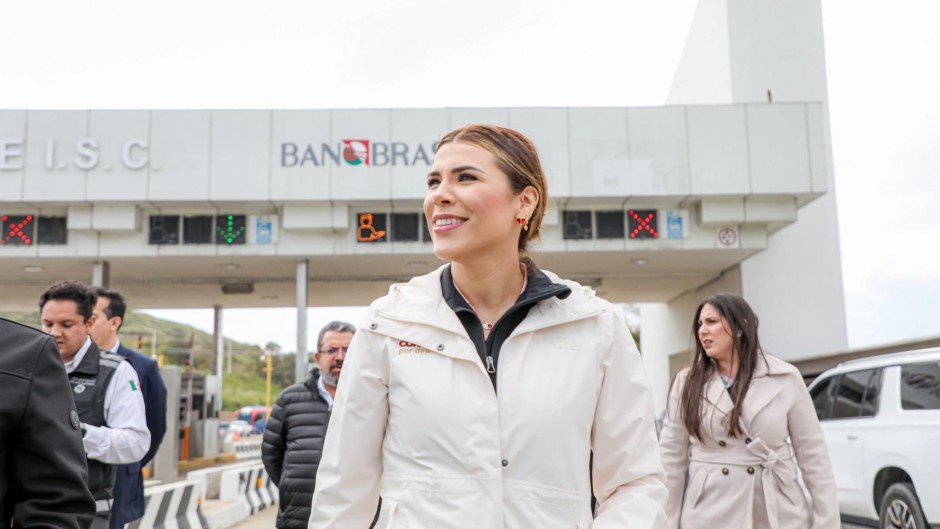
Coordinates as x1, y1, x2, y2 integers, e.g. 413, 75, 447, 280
252, 418, 267, 434
807, 348, 940, 529
225, 419, 253, 437
236, 405, 269, 433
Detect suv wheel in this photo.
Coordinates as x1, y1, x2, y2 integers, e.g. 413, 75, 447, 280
880, 483, 928, 529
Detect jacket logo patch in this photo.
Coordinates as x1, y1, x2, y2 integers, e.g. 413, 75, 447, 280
73, 384, 86, 394
397, 340, 433, 355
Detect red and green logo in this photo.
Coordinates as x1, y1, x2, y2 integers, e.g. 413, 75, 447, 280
342, 139, 370, 166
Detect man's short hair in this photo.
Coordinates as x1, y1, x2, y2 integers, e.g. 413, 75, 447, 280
93, 287, 127, 323
39, 281, 97, 322
316, 321, 356, 352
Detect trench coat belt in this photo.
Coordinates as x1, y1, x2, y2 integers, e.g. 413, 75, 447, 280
689, 439, 798, 529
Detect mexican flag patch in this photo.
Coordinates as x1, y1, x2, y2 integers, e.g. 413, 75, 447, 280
129, 380, 139, 391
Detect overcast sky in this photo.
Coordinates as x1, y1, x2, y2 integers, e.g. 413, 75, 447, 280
2, 0, 937, 352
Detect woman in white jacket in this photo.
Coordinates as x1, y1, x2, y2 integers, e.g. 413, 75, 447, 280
309, 124, 667, 529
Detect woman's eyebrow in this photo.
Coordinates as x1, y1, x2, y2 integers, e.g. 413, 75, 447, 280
428, 164, 483, 178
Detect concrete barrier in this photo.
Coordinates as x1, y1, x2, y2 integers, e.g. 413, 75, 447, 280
187, 461, 259, 502
218, 463, 277, 514
187, 461, 277, 528
128, 479, 207, 529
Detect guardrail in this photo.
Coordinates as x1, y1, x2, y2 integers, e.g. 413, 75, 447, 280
186, 461, 277, 528
128, 480, 207, 529
233, 439, 263, 460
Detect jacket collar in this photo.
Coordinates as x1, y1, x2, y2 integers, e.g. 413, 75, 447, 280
440, 263, 571, 323
370, 264, 595, 361
704, 353, 785, 423
71, 339, 102, 377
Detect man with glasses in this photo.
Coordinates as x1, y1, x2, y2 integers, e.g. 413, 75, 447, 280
262, 321, 354, 529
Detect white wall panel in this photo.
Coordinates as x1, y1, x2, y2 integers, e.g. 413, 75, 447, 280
509, 108, 571, 200
275, 230, 334, 256
23, 111, 88, 201
331, 110, 391, 201
0, 110, 27, 201
86, 111, 151, 200
628, 106, 690, 196
805, 104, 828, 193
747, 104, 811, 194
210, 111, 271, 201
569, 108, 629, 198
448, 108, 510, 129
389, 109, 447, 200
92, 204, 140, 232
282, 203, 333, 230
688, 105, 749, 194
149, 111, 211, 200
270, 110, 332, 201
36, 230, 100, 257
99, 232, 158, 257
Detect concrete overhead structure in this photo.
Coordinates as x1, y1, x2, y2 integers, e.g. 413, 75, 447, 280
0, 0, 845, 406
642, 0, 847, 408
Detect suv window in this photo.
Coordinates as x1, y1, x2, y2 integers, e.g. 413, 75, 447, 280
811, 375, 835, 420
900, 361, 940, 410
860, 368, 881, 416
829, 368, 880, 420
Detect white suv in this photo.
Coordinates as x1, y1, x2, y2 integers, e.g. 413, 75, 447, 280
807, 348, 940, 529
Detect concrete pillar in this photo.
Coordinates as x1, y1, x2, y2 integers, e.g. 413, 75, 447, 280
664, 0, 848, 365
152, 365, 180, 482
213, 305, 223, 416
91, 260, 110, 288
296, 259, 309, 383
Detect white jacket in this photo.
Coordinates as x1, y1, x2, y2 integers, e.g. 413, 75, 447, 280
309, 266, 667, 529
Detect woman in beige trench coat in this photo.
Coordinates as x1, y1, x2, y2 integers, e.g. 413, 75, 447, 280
659, 294, 840, 529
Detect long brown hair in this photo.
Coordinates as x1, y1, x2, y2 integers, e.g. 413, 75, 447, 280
436, 124, 548, 255
679, 294, 767, 441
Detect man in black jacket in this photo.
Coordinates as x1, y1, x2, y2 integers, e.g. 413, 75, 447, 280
262, 321, 354, 529
0, 317, 96, 528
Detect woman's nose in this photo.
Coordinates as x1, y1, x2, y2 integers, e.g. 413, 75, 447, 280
430, 180, 453, 205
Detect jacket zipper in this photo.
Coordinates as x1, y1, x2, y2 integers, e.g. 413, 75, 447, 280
485, 356, 495, 373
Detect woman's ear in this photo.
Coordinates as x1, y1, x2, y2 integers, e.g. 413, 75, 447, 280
517, 185, 539, 218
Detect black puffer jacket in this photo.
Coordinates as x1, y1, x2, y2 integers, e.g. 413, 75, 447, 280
262, 369, 331, 529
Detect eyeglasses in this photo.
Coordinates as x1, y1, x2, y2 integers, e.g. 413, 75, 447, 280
320, 346, 349, 355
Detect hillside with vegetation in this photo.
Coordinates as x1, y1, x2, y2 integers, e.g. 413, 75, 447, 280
0, 310, 299, 411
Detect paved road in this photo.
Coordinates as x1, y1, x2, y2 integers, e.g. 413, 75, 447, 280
231, 506, 277, 528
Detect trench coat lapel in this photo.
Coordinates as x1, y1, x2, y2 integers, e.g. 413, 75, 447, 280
740, 357, 783, 429
704, 374, 734, 415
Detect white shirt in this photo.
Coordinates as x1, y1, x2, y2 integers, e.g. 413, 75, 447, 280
64, 337, 151, 464
317, 375, 335, 409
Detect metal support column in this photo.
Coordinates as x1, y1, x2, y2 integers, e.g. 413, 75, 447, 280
91, 260, 110, 288
213, 305, 224, 415
296, 259, 309, 383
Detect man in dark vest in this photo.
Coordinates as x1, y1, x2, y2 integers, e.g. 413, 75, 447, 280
90, 287, 168, 529
39, 281, 150, 528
